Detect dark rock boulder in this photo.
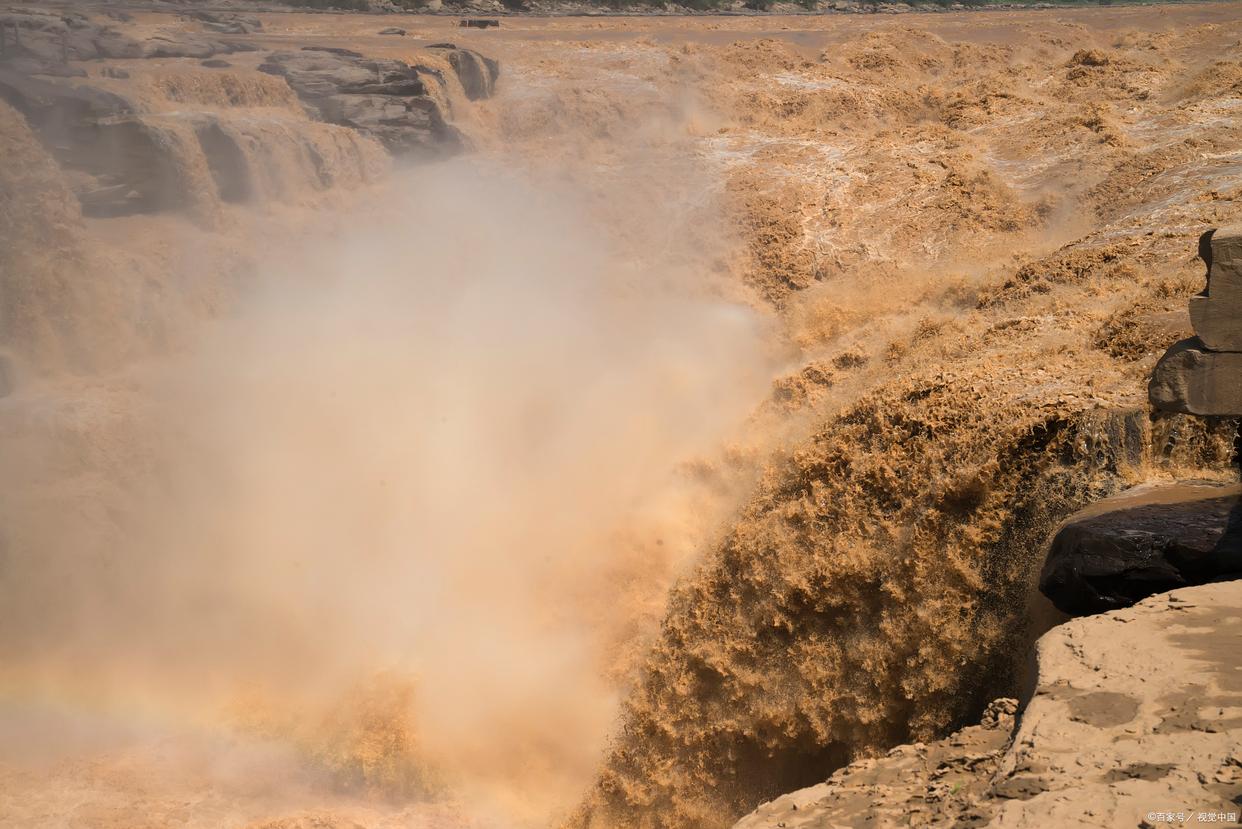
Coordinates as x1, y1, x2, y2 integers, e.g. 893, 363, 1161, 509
378, 27, 407, 36
259, 49, 463, 156
1039, 483, 1242, 616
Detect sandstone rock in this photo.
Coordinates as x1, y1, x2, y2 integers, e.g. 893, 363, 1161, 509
1149, 337, 1242, 416
188, 11, 263, 35
0, 12, 143, 62
0, 71, 203, 216
141, 35, 256, 60
731, 581, 1242, 829
732, 698, 1018, 829
1039, 482, 1242, 616
0, 69, 132, 132
1190, 226, 1242, 351
990, 581, 1242, 828
259, 49, 463, 156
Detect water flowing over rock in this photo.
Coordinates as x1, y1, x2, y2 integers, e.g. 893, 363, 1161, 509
435, 44, 500, 101
259, 49, 465, 156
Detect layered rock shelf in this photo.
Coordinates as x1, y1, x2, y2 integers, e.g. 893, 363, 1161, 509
1150, 227, 1242, 417
0, 6, 499, 218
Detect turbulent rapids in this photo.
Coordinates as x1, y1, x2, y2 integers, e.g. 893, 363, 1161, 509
1, 5, 1241, 829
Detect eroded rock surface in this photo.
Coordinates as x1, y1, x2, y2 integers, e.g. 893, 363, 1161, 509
0, 10, 499, 214
732, 581, 1242, 829
259, 49, 464, 155
1191, 227, 1242, 352
1150, 338, 1242, 416
1040, 482, 1242, 615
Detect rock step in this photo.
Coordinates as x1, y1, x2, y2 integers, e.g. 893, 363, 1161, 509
1040, 482, 1242, 616
1191, 226, 1242, 352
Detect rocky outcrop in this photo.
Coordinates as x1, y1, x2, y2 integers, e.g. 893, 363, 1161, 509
733, 699, 1020, 829
430, 43, 500, 101
0, 8, 141, 66
0, 8, 499, 213
1040, 483, 1242, 615
732, 581, 1242, 829
1150, 339, 1242, 416
1151, 226, 1242, 416
0, 9, 254, 67
1191, 228, 1242, 352
0, 63, 386, 217
258, 49, 464, 156
186, 11, 264, 36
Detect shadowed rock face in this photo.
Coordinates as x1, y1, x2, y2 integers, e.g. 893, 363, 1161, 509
440, 46, 500, 101
1040, 484, 1242, 616
259, 49, 465, 156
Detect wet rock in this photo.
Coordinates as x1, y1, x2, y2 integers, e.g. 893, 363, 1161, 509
0, 71, 204, 216
259, 49, 463, 155
1149, 337, 1242, 416
1039, 483, 1242, 616
447, 47, 499, 100
188, 11, 263, 35
1190, 226, 1242, 352
426, 43, 499, 99
0, 11, 142, 62
141, 35, 256, 60
300, 45, 364, 58
0, 68, 132, 132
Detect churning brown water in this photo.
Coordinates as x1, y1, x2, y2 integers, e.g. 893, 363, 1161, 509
1, 6, 1241, 829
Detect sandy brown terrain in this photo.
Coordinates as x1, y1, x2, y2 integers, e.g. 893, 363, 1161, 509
1, 4, 1241, 829
733, 579, 1242, 828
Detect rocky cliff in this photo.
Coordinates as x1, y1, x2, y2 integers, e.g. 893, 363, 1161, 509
732, 580, 1242, 829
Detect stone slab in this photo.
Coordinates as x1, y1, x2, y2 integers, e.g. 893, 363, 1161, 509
1039, 482, 1242, 615
1190, 225, 1242, 351
1149, 337, 1242, 416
